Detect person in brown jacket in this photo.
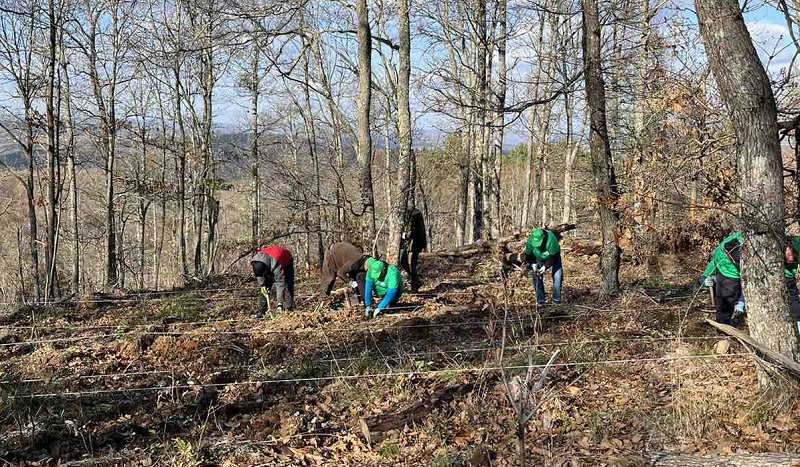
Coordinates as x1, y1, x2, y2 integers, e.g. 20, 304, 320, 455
320, 242, 368, 297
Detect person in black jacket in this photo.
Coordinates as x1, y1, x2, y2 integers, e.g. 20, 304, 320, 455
399, 208, 427, 292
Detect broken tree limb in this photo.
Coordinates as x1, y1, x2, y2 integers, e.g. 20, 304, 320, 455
705, 319, 800, 377
359, 382, 475, 443
651, 453, 800, 467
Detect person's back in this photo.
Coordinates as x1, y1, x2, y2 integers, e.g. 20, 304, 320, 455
320, 242, 365, 295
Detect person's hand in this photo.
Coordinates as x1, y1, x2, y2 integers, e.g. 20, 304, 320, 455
401, 232, 409, 241
733, 301, 745, 317
373, 308, 383, 318
260, 286, 269, 297
349, 281, 359, 290
364, 306, 372, 318
537, 265, 546, 276
699, 276, 714, 288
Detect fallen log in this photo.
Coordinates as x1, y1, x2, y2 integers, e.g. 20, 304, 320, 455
359, 382, 475, 443
705, 319, 800, 377
651, 453, 800, 466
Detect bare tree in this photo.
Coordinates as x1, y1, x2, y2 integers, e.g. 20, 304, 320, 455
583, 0, 621, 296
695, 0, 800, 392
356, 0, 376, 248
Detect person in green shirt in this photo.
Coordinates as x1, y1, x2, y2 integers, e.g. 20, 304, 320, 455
699, 232, 743, 325
783, 237, 800, 330
525, 228, 563, 304
361, 257, 404, 319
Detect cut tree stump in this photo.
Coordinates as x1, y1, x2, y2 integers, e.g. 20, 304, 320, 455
651, 453, 800, 466
705, 319, 800, 377
359, 382, 474, 443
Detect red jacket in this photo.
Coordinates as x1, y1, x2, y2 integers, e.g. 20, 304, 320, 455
255, 246, 293, 269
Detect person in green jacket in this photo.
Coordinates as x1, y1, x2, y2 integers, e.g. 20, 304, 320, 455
699, 232, 743, 325
525, 228, 563, 304
361, 257, 404, 319
783, 237, 800, 330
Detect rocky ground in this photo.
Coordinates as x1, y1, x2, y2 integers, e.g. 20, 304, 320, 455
1, 239, 799, 466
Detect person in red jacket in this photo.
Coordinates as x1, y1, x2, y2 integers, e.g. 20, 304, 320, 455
251, 245, 294, 317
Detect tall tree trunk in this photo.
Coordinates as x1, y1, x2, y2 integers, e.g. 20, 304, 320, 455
356, 0, 376, 249
390, 0, 413, 262
521, 17, 546, 229
61, 36, 78, 297
301, 41, 324, 267
583, 0, 621, 296
250, 42, 260, 243
473, 0, 487, 240
695, 0, 800, 392
45, 0, 59, 300
138, 127, 148, 290
491, 0, 507, 238
174, 65, 189, 280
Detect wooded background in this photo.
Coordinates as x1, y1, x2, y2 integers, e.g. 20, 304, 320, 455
0, 0, 795, 305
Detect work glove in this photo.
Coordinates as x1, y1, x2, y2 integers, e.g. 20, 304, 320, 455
733, 300, 745, 318
373, 308, 383, 318
364, 306, 373, 318
275, 303, 284, 314
349, 280, 359, 290
796, 321, 800, 333
401, 232, 409, 241
699, 276, 714, 288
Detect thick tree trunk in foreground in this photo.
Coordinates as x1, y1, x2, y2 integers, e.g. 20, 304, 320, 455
582, 0, 621, 296
356, 0, 376, 249
695, 0, 800, 390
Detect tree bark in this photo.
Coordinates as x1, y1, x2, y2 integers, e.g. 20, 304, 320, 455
250, 41, 260, 243
390, 0, 413, 262
491, 0, 507, 238
356, 0, 376, 249
696, 0, 800, 391
583, 0, 622, 296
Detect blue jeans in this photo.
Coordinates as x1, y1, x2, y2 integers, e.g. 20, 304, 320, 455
533, 253, 563, 304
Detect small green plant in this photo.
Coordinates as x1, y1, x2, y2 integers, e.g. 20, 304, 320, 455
429, 454, 452, 467
378, 442, 401, 459
173, 438, 199, 467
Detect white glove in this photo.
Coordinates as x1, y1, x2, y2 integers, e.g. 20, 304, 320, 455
364, 306, 372, 318
349, 281, 358, 289
733, 301, 745, 317
704, 276, 714, 288
537, 266, 546, 275
373, 308, 383, 318
275, 303, 284, 313
401, 232, 409, 240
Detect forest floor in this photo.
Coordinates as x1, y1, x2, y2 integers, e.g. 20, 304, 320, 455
1, 239, 800, 466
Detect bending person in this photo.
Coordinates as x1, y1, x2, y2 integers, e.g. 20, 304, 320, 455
251, 245, 295, 318
320, 242, 368, 298
699, 232, 743, 325
524, 228, 563, 305
361, 257, 404, 319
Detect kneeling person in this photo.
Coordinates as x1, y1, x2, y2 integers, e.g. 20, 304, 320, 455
525, 228, 563, 304
251, 245, 295, 318
361, 257, 404, 319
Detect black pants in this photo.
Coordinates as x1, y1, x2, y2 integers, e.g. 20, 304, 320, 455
399, 246, 422, 292
355, 272, 367, 300
257, 261, 295, 316
787, 276, 800, 321
714, 273, 741, 325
